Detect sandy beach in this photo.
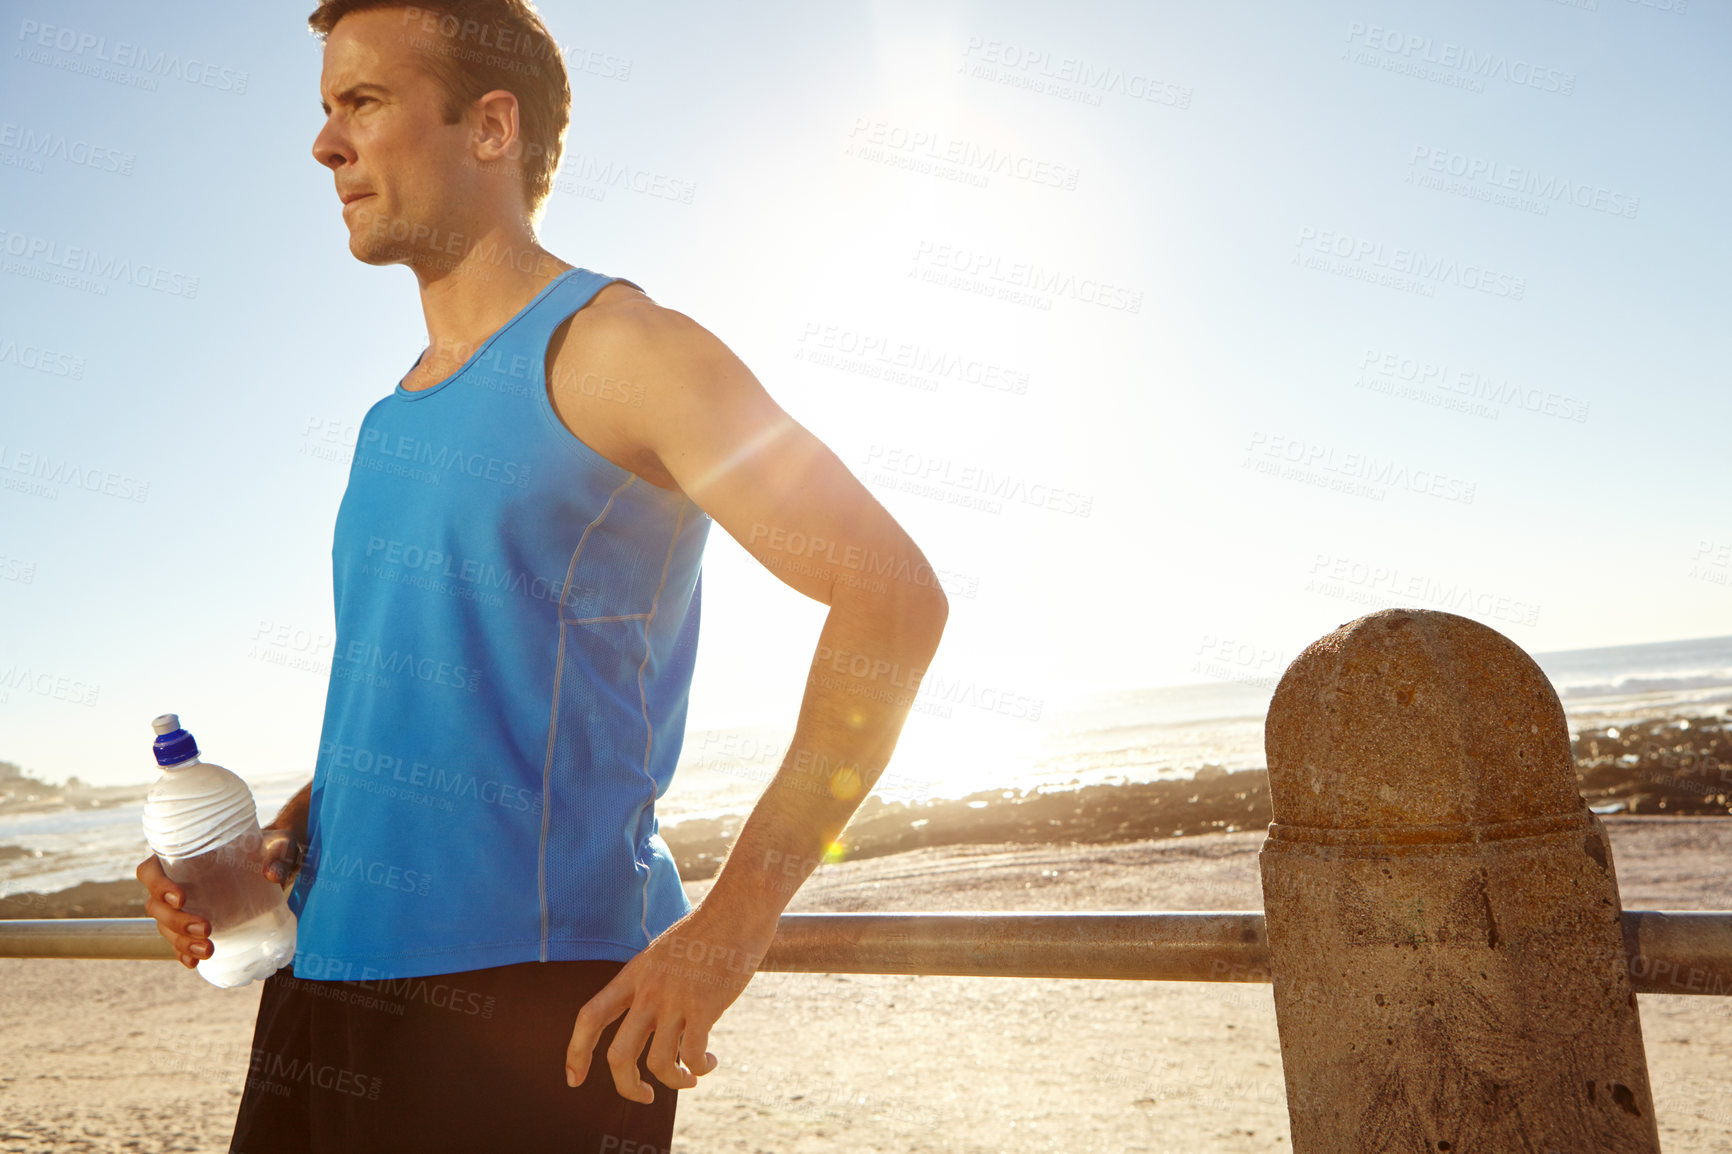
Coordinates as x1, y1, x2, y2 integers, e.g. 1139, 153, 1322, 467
3, 814, 1731, 1153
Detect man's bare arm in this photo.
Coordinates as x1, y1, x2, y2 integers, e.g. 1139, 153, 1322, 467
616, 299, 946, 928
560, 297, 947, 1100
706, 581, 943, 910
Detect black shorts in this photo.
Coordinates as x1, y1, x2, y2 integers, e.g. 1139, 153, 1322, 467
229, 958, 679, 1154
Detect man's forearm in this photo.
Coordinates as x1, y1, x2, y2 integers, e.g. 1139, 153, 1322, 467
699, 584, 947, 938
268, 780, 314, 844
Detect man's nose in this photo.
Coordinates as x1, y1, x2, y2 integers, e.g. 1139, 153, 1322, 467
312, 121, 351, 170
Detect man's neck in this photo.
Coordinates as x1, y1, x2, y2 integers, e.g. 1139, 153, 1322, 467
408, 223, 573, 376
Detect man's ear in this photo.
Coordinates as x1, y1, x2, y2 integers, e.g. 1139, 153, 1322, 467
469, 89, 523, 166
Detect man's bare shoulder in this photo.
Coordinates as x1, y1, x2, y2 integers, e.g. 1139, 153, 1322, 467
543, 279, 746, 493
562, 280, 717, 369
551, 280, 751, 425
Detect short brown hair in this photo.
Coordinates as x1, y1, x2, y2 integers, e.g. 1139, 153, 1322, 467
307, 1, 571, 221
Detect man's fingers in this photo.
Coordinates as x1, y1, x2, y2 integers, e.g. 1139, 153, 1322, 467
260, 829, 301, 885
603, 1000, 658, 1104
645, 1012, 694, 1091
136, 855, 178, 904
678, 1021, 719, 1080
137, 855, 198, 924
141, 883, 213, 970
565, 981, 632, 1089
142, 894, 209, 940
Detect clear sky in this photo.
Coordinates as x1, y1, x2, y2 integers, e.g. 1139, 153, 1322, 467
3, 0, 1728, 787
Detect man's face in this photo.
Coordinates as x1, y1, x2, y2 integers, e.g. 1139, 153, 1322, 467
312, 7, 481, 267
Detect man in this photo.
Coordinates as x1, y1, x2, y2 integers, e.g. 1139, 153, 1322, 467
135, 2, 948, 1149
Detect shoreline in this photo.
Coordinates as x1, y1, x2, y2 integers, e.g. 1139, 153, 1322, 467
3, 711, 1725, 920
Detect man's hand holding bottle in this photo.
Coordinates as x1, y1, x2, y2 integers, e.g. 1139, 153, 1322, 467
137, 781, 310, 970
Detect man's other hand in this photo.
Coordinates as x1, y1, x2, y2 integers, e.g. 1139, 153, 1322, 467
563, 905, 776, 1102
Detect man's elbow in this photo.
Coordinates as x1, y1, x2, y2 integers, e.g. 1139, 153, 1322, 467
924, 586, 949, 634
900, 585, 949, 649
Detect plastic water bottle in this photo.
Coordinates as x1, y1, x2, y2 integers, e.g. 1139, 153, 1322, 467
142, 714, 296, 988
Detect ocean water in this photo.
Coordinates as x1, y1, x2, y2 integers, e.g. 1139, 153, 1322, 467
0, 773, 310, 904
1535, 634, 1732, 708
4, 633, 1729, 900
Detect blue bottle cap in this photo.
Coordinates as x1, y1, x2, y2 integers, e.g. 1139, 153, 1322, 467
151, 712, 199, 767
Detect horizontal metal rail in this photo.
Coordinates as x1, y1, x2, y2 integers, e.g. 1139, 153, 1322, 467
758, 912, 1267, 982
1, 911, 1727, 994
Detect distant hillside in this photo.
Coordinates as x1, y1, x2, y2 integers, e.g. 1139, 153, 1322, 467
0, 759, 61, 804
0, 760, 149, 816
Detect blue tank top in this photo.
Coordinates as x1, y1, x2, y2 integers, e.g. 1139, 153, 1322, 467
285, 267, 712, 982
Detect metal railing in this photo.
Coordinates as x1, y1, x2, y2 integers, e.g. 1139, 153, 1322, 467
4, 910, 1729, 995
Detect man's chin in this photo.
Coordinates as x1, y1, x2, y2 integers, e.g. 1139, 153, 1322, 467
346, 239, 408, 267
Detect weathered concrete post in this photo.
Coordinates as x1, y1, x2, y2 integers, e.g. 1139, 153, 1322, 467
1260, 609, 1661, 1152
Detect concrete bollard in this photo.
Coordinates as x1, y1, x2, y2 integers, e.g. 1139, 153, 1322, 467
1260, 609, 1661, 1153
